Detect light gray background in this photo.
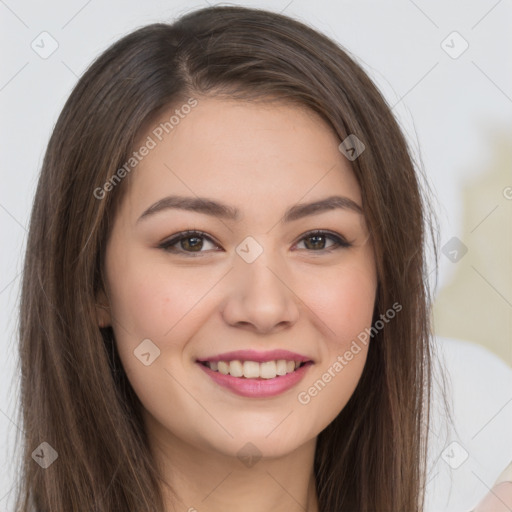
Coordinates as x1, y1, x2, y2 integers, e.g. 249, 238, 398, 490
1, 1, 511, 510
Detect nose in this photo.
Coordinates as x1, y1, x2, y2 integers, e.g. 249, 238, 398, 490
221, 248, 300, 335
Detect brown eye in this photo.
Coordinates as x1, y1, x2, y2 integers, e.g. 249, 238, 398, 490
295, 230, 351, 252
303, 234, 329, 250
159, 231, 219, 255
159, 229, 351, 257
179, 235, 204, 252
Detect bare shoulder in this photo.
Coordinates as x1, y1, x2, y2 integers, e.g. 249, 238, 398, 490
473, 462, 512, 512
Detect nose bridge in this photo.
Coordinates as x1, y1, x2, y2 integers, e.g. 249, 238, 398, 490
221, 235, 300, 333
234, 235, 287, 297
238, 243, 280, 286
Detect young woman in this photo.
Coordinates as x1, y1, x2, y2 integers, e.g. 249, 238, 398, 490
12, 4, 483, 511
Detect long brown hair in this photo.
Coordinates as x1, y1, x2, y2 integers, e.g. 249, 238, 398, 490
14, 5, 437, 511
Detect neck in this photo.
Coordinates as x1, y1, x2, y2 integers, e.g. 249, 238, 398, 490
147, 417, 319, 512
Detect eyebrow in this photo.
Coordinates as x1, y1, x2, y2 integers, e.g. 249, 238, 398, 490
137, 194, 363, 224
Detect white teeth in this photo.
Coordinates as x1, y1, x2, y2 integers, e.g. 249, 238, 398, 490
243, 361, 260, 379
229, 360, 243, 378
218, 361, 229, 375
260, 361, 277, 379
204, 359, 305, 378
276, 359, 287, 376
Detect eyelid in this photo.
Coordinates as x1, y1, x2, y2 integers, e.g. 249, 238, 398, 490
292, 229, 351, 249
158, 230, 220, 253
158, 229, 352, 255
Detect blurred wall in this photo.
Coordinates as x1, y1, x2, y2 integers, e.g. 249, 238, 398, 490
434, 128, 512, 368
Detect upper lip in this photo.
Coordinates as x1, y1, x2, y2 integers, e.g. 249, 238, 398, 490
196, 349, 313, 363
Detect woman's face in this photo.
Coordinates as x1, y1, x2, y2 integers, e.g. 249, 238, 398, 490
100, 97, 377, 460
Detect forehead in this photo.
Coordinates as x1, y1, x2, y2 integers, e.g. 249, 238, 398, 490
122, 97, 362, 219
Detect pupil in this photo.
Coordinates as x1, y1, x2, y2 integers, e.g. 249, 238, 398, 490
307, 235, 324, 250
184, 237, 202, 251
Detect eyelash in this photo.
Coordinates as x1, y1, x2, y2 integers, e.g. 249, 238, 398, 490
158, 229, 352, 256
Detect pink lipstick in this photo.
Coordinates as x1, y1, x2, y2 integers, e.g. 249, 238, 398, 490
196, 349, 314, 398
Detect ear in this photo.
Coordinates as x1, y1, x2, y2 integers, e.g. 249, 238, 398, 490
95, 288, 112, 328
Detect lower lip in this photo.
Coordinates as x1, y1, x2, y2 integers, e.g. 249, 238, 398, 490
197, 362, 313, 398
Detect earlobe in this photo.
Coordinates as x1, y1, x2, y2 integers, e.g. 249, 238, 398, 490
96, 305, 111, 328
95, 289, 112, 328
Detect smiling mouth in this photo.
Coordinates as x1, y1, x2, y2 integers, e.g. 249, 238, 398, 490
198, 359, 311, 379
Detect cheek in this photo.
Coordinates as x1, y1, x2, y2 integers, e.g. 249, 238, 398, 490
293, 252, 376, 428
105, 251, 226, 393
105, 256, 205, 409
320, 273, 375, 337
106, 253, 204, 339
301, 254, 377, 346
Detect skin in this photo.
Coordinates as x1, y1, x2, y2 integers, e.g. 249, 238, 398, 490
474, 482, 512, 512
97, 97, 378, 512
473, 461, 512, 512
